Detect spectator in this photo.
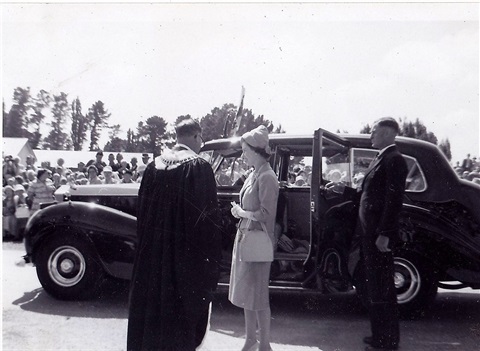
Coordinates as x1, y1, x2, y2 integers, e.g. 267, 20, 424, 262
468, 167, 480, 182
25, 154, 37, 172
56, 158, 66, 176
87, 165, 102, 185
102, 166, 116, 184
27, 169, 56, 215
52, 173, 62, 189
13, 184, 27, 205
141, 153, 150, 165
60, 177, 68, 186
3, 155, 17, 181
13, 156, 25, 175
294, 174, 306, 186
14, 184, 29, 233
287, 172, 296, 184
74, 172, 88, 185
40, 161, 51, 171
121, 170, 134, 183
25, 170, 36, 184
5, 176, 16, 187
15, 175, 25, 185
327, 169, 342, 183
130, 157, 138, 178
86, 151, 107, 174
114, 153, 124, 173
77, 161, 86, 174
462, 154, 473, 173
107, 154, 116, 171
117, 160, 130, 179
3, 185, 19, 240
136, 164, 146, 183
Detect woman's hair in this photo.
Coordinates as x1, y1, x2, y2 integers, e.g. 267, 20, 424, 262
242, 139, 271, 160
36, 168, 48, 179
87, 165, 98, 175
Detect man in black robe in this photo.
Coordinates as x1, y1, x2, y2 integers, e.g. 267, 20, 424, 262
127, 117, 222, 351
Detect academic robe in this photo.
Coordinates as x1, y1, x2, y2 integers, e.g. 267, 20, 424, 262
127, 145, 222, 351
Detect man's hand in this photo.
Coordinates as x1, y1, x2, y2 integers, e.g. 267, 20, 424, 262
375, 235, 391, 252
325, 181, 346, 195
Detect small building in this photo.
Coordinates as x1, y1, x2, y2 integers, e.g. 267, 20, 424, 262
2, 138, 36, 163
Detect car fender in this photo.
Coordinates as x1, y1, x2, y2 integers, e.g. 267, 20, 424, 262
25, 201, 137, 280
347, 202, 480, 278
400, 203, 480, 262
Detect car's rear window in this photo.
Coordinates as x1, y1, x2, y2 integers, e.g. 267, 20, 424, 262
351, 148, 427, 192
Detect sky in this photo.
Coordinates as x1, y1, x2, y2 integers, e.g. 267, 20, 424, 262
1, 2, 479, 164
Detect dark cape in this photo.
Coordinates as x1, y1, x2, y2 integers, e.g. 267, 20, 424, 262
127, 145, 221, 351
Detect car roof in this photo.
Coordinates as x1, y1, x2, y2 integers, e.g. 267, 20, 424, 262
202, 131, 463, 203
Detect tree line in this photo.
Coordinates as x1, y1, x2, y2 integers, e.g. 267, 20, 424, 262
3, 87, 283, 157
3, 86, 451, 160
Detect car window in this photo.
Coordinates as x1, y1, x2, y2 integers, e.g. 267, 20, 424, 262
288, 156, 313, 187
404, 156, 427, 192
323, 153, 351, 188
213, 156, 250, 186
351, 148, 427, 192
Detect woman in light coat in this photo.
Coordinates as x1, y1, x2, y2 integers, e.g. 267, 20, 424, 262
27, 169, 56, 215
229, 125, 279, 351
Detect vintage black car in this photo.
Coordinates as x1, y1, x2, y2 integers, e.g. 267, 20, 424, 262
23, 129, 480, 317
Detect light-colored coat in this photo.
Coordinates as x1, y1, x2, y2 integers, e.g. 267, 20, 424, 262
229, 162, 279, 310
237, 162, 279, 237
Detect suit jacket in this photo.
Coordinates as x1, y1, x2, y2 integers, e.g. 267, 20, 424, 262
353, 145, 408, 240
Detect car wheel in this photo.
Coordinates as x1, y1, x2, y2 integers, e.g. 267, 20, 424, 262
353, 250, 438, 318
35, 234, 104, 300
394, 251, 438, 318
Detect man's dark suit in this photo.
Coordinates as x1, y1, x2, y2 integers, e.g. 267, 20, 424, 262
357, 144, 408, 349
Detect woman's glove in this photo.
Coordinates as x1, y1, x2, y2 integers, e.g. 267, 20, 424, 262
231, 203, 255, 220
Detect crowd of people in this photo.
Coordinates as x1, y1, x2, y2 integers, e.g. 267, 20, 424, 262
2, 151, 152, 241
453, 153, 480, 184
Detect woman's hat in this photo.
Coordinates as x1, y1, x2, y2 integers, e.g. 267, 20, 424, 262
14, 184, 25, 192
242, 125, 272, 155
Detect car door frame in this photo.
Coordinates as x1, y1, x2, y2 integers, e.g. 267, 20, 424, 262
306, 128, 351, 279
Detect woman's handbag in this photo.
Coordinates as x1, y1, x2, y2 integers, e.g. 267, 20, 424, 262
238, 219, 274, 262
15, 204, 30, 219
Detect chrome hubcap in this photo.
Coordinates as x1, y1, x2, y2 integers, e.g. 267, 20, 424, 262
394, 257, 421, 304
48, 245, 86, 287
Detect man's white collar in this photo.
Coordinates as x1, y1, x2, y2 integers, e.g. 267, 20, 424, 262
378, 144, 396, 157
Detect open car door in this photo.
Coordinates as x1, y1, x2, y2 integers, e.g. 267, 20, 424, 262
304, 129, 352, 290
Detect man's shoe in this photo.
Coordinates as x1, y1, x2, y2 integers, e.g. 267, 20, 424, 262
365, 346, 398, 351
